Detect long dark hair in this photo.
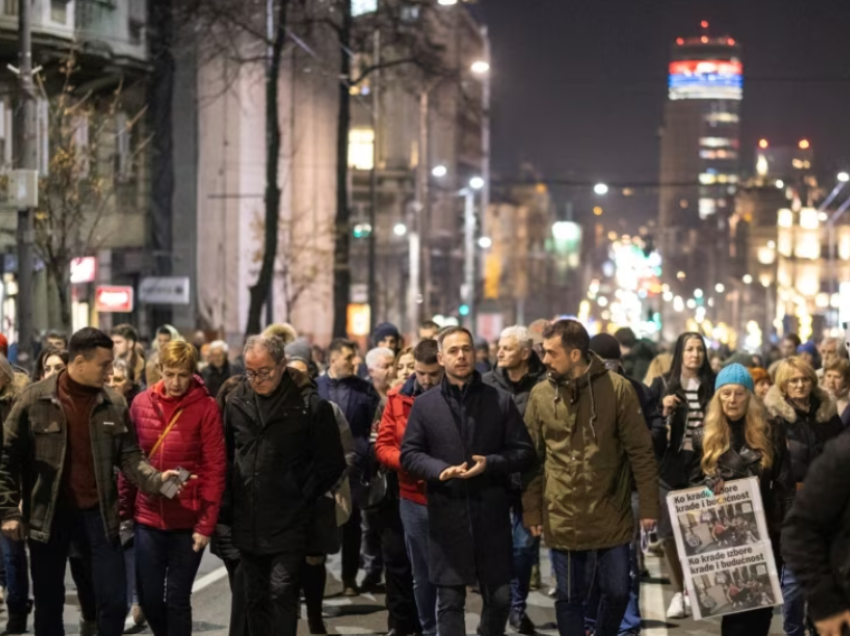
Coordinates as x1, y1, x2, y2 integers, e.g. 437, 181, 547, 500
666, 332, 715, 399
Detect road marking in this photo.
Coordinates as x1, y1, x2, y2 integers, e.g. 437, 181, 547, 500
123, 565, 228, 631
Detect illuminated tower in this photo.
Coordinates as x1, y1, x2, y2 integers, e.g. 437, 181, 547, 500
657, 22, 742, 339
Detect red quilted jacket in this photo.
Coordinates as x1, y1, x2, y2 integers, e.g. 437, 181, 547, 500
375, 379, 427, 505
119, 377, 226, 536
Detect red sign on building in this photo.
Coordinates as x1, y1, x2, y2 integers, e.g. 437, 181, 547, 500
95, 286, 134, 313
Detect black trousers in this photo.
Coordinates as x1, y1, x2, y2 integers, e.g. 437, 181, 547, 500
241, 551, 303, 636
720, 607, 773, 636
377, 500, 420, 634
341, 505, 362, 584
223, 558, 247, 636
437, 582, 511, 636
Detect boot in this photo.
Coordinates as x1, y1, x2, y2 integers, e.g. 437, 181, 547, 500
4, 614, 28, 635
80, 619, 98, 636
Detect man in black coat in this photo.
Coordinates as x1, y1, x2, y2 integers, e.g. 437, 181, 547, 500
201, 340, 243, 399
482, 325, 546, 635
401, 327, 536, 636
316, 338, 382, 593
222, 335, 346, 636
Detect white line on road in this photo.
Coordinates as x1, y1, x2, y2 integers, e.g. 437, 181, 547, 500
123, 565, 229, 631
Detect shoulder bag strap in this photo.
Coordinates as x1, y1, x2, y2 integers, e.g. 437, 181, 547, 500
149, 407, 184, 459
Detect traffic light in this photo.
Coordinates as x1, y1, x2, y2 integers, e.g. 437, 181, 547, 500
459, 304, 470, 317
352, 223, 372, 239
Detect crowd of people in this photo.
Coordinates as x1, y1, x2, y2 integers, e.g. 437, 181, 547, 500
0, 318, 845, 636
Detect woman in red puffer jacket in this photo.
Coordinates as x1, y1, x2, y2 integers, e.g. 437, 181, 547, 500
120, 340, 226, 636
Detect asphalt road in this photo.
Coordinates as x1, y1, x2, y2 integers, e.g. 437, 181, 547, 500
45, 549, 787, 636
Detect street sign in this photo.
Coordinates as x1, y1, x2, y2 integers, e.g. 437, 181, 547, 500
95, 286, 134, 313
138, 277, 190, 305
70, 257, 97, 284
8, 170, 38, 208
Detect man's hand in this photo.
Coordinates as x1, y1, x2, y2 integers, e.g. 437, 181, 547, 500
2, 519, 22, 541
640, 519, 657, 533
528, 525, 543, 538
460, 455, 487, 479
815, 610, 850, 636
192, 533, 210, 553
439, 464, 467, 481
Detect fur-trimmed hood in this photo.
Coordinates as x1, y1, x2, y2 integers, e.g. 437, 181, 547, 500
764, 383, 837, 424
0, 372, 30, 403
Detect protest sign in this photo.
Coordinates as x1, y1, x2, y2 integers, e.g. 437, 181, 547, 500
666, 477, 782, 620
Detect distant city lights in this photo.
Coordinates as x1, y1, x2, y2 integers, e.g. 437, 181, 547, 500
758, 139, 769, 149
477, 236, 492, 249
775, 180, 784, 189
839, 171, 850, 183
799, 139, 811, 150
594, 183, 609, 196
715, 283, 726, 293
743, 274, 753, 285
393, 223, 407, 237
431, 165, 448, 178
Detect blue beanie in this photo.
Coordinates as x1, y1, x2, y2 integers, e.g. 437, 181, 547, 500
715, 363, 754, 393
372, 322, 401, 345
797, 341, 818, 358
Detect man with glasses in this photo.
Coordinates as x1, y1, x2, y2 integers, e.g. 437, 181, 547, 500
221, 335, 346, 636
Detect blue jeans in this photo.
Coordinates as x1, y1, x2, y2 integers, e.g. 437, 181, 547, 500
29, 506, 128, 636
0, 534, 29, 615
510, 509, 540, 615
552, 544, 631, 636
399, 498, 437, 635
781, 566, 806, 636
135, 525, 205, 636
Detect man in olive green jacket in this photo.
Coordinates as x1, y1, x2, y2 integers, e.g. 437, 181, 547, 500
0, 328, 177, 636
522, 320, 658, 636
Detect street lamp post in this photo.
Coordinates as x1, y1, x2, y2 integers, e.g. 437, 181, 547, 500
461, 178, 484, 331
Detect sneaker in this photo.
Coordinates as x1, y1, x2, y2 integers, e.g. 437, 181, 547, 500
548, 587, 557, 598
509, 611, 536, 635
666, 592, 686, 619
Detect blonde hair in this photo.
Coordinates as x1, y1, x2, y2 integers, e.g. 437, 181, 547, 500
700, 390, 774, 477
775, 356, 818, 398
643, 352, 673, 386
159, 341, 199, 373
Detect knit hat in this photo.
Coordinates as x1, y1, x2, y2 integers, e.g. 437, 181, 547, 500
589, 333, 622, 361
797, 341, 818, 358
372, 322, 400, 345
715, 363, 754, 393
284, 338, 312, 364
749, 367, 771, 387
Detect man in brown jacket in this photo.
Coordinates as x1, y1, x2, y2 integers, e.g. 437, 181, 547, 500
0, 328, 179, 636
522, 320, 659, 636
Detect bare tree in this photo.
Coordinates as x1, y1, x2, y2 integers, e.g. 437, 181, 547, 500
34, 56, 148, 332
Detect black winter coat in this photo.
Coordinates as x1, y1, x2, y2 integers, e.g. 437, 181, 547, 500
221, 370, 346, 555
648, 374, 714, 488
763, 384, 844, 486
481, 352, 547, 418
783, 432, 850, 622
202, 361, 243, 403
400, 373, 536, 586
692, 421, 793, 563
316, 374, 380, 472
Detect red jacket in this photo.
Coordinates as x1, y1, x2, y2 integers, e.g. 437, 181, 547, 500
375, 378, 427, 505
119, 378, 226, 536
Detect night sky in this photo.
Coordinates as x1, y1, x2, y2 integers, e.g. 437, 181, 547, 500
481, 0, 850, 192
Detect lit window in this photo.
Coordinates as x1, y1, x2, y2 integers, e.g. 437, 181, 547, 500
777, 209, 793, 228
705, 112, 740, 124
700, 137, 732, 148
699, 173, 717, 185
348, 128, 375, 170
700, 149, 717, 159
699, 198, 716, 217
352, 0, 378, 16
795, 235, 820, 260
799, 208, 819, 230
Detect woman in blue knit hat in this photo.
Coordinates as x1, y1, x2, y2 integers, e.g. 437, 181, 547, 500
691, 363, 793, 636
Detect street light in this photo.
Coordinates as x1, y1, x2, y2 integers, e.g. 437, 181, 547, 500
477, 236, 492, 249
594, 183, 609, 196
393, 222, 407, 237
432, 164, 448, 178
743, 274, 753, 285
715, 283, 725, 293
839, 171, 850, 183
469, 176, 485, 190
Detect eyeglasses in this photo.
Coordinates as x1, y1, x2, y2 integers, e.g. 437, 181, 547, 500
787, 377, 812, 386
245, 367, 277, 382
